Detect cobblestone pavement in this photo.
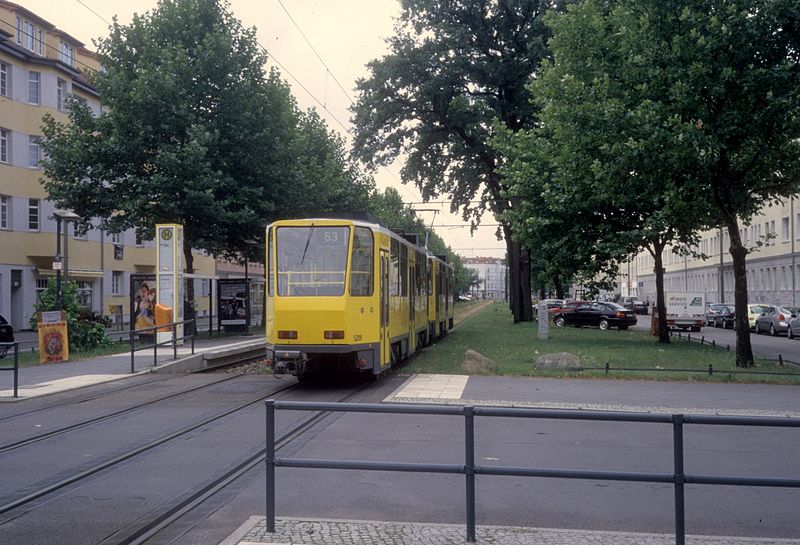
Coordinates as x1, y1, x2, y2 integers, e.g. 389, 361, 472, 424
223, 517, 800, 545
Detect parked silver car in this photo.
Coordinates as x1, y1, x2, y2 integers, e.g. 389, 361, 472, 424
754, 306, 799, 336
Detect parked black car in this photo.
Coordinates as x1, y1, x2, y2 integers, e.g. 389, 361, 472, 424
619, 296, 648, 315
713, 305, 735, 329
0, 314, 14, 358
553, 302, 637, 330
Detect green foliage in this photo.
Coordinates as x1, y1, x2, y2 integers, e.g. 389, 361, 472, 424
29, 280, 111, 352
41, 0, 372, 270
498, 0, 800, 357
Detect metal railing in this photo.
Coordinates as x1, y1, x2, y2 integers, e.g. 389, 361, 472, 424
265, 401, 800, 545
128, 319, 195, 373
0, 342, 19, 398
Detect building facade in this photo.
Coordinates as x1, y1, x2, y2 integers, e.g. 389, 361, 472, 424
0, 1, 215, 330
462, 257, 507, 300
627, 199, 800, 307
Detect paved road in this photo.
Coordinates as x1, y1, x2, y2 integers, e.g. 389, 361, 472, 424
634, 314, 800, 365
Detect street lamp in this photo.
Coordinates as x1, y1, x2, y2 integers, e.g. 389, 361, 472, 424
52, 209, 80, 311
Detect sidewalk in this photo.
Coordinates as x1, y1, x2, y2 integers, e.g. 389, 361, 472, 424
0, 334, 264, 400
222, 517, 800, 545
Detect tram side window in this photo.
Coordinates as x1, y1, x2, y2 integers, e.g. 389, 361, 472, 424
350, 227, 373, 296
267, 227, 274, 296
400, 244, 408, 297
415, 252, 425, 296
427, 259, 433, 296
390, 238, 400, 296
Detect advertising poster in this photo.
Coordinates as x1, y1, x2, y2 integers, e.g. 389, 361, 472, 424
218, 279, 249, 326
130, 274, 156, 333
38, 310, 69, 363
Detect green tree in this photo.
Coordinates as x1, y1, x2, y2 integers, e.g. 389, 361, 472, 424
508, 0, 800, 363
499, 0, 717, 343
41, 0, 371, 274
351, 0, 561, 323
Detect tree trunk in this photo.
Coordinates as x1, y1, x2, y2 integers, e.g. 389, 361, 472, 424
726, 221, 755, 367
652, 247, 670, 344
553, 275, 564, 299
519, 246, 533, 320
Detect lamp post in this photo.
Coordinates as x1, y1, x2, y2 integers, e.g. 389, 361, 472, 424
52, 209, 80, 311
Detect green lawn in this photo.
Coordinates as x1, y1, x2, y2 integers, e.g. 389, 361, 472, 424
405, 302, 800, 384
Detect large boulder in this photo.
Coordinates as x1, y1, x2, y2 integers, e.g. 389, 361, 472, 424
463, 349, 498, 374
536, 352, 582, 370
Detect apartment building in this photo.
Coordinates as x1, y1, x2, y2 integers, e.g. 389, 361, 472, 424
627, 199, 800, 307
462, 257, 507, 300
0, 1, 215, 330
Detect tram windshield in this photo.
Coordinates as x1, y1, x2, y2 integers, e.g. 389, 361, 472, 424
276, 226, 350, 296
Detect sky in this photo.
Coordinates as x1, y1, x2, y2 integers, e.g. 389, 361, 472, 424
18, 0, 507, 259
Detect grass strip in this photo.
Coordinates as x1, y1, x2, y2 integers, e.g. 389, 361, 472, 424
406, 302, 800, 384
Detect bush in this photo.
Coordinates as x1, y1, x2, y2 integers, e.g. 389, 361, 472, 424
30, 280, 111, 352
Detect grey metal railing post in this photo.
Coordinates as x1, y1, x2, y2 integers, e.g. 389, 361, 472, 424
172, 322, 177, 360
153, 327, 158, 366
13, 343, 19, 398
191, 319, 196, 354
672, 414, 686, 545
464, 405, 476, 542
130, 331, 135, 373
266, 400, 276, 533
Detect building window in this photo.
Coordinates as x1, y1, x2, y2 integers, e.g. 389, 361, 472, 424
60, 41, 75, 66
37, 29, 44, 55
75, 280, 93, 309
135, 232, 144, 246
112, 271, 122, 295
73, 224, 88, 240
23, 21, 34, 51
0, 62, 8, 97
782, 217, 790, 242
0, 129, 8, 164
15, 16, 21, 44
57, 79, 67, 112
36, 278, 50, 301
28, 198, 39, 231
111, 232, 121, 244
0, 195, 8, 229
28, 136, 40, 168
28, 71, 40, 105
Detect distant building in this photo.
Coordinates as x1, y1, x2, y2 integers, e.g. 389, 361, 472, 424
0, 1, 215, 329
462, 257, 507, 300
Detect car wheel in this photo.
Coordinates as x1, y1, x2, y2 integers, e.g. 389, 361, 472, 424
770, 324, 776, 336
599, 318, 609, 331
554, 316, 565, 327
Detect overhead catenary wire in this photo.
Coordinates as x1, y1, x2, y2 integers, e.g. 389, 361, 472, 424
74, 0, 112, 26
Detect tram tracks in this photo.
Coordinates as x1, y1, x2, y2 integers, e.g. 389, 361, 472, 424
0, 374, 245, 454
0, 380, 300, 519
98, 381, 376, 545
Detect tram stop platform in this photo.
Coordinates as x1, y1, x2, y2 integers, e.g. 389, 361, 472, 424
0, 334, 265, 400
221, 516, 800, 545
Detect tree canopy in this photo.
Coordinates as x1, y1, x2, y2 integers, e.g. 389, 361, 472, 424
351, 0, 561, 321
41, 0, 372, 271
499, 0, 800, 362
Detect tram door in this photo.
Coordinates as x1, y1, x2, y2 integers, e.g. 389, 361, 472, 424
380, 251, 390, 367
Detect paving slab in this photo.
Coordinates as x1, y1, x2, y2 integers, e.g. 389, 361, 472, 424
221, 517, 800, 545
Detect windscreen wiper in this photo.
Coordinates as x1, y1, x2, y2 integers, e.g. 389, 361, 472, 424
299, 225, 315, 266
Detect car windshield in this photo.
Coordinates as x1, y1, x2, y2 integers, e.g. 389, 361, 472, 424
781, 307, 800, 315
604, 302, 626, 310
276, 226, 350, 296
750, 305, 768, 313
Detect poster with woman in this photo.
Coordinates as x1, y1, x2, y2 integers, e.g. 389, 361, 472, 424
130, 274, 156, 334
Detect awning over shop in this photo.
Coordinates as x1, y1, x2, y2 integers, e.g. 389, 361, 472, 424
37, 268, 105, 279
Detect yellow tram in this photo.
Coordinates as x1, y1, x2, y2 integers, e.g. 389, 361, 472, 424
265, 215, 454, 380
